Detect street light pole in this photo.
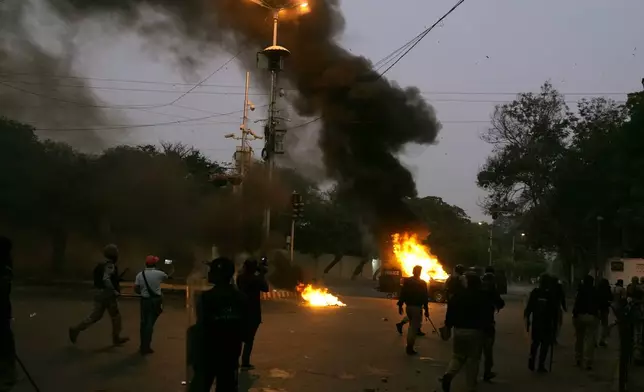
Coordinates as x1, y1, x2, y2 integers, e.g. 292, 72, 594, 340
252, 0, 306, 243
596, 215, 604, 278
262, 12, 282, 242
511, 235, 515, 263
488, 225, 493, 266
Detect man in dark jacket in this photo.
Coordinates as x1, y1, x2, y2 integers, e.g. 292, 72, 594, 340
189, 257, 247, 392
553, 278, 567, 345
573, 275, 601, 370
441, 272, 488, 392
236, 259, 269, 370
524, 274, 558, 373
0, 236, 16, 390
69, 244, 129, 346
397, 265, 429, 355
481, 272, 505, 382
445, 264, 466, 302
597, 278, 613, 347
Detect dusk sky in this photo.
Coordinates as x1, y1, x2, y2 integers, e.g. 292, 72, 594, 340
4, 0, 644, 222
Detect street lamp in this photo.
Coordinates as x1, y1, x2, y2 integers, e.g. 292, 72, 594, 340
250, 0, 308, 242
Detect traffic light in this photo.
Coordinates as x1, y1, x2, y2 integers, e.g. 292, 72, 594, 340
291, 192, 304, 220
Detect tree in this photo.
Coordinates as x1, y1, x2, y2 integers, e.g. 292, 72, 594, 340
479, 80, 644, 278
477, 81, 570, 215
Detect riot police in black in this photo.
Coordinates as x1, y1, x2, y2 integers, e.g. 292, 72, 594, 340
189, 257, 248, 392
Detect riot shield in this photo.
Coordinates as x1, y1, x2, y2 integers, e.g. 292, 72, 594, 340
185, 259, 211, 389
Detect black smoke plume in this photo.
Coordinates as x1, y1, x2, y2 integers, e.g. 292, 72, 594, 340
10, 0, 442, 240
0, 1, 114, 151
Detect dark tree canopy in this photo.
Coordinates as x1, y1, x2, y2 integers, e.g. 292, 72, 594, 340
478, 80, 644, 278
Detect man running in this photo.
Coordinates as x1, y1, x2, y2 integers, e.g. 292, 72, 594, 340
69, 244, 129, 346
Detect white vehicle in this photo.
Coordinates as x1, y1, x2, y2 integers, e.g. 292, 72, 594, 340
603, 258, 644, 283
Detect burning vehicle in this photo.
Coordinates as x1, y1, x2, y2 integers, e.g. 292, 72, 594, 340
375, 232, 450, 303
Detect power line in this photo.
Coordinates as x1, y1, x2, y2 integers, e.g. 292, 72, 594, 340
278, 0, 469, 130
378, 0, 466, 77
0, 74, 633, 97
0, 50, 244, 110
33, 107, 258, 131
166, 50, 243, 106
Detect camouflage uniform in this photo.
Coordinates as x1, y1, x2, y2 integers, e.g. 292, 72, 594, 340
69, 245, 128, 345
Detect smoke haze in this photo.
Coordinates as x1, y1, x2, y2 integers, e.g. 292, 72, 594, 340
1, 0, 442, 239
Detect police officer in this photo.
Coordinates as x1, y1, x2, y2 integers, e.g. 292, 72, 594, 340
236, 259, 269, 370
445, 264, 466, 302
189, 257, 247, 392
524, 274, 558, 372
69, 244, 129, 346
440, 272, 488, 392
572, 275, 601, 370
553, 278, 567, 345
481, 272, 505, 382
0, 236, 16, 390
397, 265, 429, 355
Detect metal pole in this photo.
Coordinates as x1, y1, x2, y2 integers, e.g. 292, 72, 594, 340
290, 218, 295, 263
488, 225, 493, 266
263, 11, 280, 242
512, 235, 516, 263
596, 216, 603, 278
240, 71, 250, 180
272, 10, 279, 46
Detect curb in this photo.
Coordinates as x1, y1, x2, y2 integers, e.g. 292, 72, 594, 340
14, 279, 298, 301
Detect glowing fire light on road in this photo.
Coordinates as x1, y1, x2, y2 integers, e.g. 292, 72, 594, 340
392, 233, 449, 282
297, 284, 346, 307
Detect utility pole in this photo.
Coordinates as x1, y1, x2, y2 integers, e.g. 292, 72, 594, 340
512, 232, 525, 264
224, 72, 260, 193
596, 215, 604, 278
488, 224, 493, 266
290, 191, 303, 262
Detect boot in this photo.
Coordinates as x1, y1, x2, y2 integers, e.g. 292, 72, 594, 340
396, 323, 403, 335
440, 374, 453, 392
68, 328, 79, 344
113, 336, 130, 346
483, 371, 497, 382
416, 330, 426, 337
405, 345, 417, 355
528, 357, 535, 371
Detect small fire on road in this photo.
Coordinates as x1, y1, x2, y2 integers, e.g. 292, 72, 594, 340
392, 232, 449, 282
297, 284, 347, 307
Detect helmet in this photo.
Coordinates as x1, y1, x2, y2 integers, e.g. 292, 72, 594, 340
208, 257, 235, 284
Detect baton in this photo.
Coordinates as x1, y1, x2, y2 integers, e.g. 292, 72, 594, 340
426, 316, 439, 334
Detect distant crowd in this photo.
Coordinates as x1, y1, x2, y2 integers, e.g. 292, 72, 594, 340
395, 263, 644, 392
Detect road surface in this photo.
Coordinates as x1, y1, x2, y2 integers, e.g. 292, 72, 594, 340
8, 286, 638, 392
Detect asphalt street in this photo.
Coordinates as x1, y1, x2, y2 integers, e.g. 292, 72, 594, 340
7, 286, 635, 392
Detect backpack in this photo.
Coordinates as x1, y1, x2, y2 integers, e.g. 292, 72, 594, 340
93, 263, 105, 289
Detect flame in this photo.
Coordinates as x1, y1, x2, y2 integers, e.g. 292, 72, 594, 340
392, 232, 449, 282
297, 284, 346, 307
